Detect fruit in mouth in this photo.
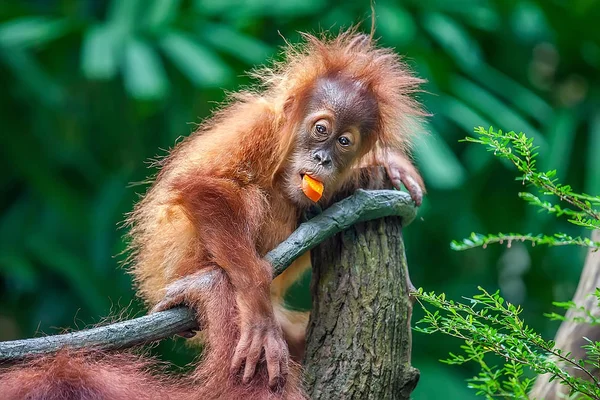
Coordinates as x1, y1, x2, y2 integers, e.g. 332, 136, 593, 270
301, 174, 324, 202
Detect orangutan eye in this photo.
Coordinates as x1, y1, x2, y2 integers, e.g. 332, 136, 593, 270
315, 124, 327, 134
338, 136, 351, 146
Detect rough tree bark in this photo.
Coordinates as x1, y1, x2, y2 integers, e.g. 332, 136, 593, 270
530, 230, 600, 399
305, 213, 419, 399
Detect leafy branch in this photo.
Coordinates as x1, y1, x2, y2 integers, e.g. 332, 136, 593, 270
451, 232, 599, 251
415, 127, 600, 399
452, 126, 600, 251
415, 288, 600, 399
545, 288, 600, 326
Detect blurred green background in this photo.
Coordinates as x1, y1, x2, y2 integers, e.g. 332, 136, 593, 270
1, 0, 599, 398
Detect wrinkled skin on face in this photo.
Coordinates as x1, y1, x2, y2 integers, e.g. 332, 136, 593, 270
284, 75, 379, 206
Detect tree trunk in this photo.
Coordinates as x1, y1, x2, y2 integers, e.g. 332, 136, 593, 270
304, 215, 419, 400
530, 230, 600, 399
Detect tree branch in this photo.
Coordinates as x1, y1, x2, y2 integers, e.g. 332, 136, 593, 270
0, 189, 416, 362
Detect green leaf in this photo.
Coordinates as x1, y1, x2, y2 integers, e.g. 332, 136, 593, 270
144, 0, 182, 31
450, 77, 547, 150
194, 0, 325, 17
473, 65, 554, 124
421, 12, 481, 71
437, 96, 493, 134
201, 23, 273, 65
511, 2, 550, 43
0, 17, 69, 49
586, 113, 600, 196
80, 24, 122, 80
435, 98, 494, 173
160, 31, 232, 87
414, 126, 467, 190
107, 0, 143, 34
375, 4, 417, 47
540, 110, 577, 180
123, 38, 169, 99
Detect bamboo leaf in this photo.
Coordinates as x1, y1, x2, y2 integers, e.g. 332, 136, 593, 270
375, 4, 416, 46
450, 76, 547, 151
107, 0, 143, 34
414, 126, 467, 190
81, 24, 122, 80
123, 38, 169, 99
540, 110, 577, 180
422, 12, 481, 71
473, 65, 554, 124
194, 0, 325, 17
160, 31, 232, 87
144, 0, 182, 31
586, 113, 600, 196
201, 23, 273, 65
0, 17, 69, 49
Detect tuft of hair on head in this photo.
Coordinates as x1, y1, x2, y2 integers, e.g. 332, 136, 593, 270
257, 28, 427, 157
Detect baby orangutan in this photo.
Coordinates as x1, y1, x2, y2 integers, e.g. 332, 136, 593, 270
0, 31, 426, 400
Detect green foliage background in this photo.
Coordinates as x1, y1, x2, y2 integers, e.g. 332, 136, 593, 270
1, 1, 598, 398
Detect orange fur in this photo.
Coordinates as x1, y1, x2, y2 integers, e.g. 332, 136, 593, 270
1, 30, 426, 400
0, 351, 185, 400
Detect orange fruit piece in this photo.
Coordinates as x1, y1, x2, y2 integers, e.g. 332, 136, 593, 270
302, 175, 324, 202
